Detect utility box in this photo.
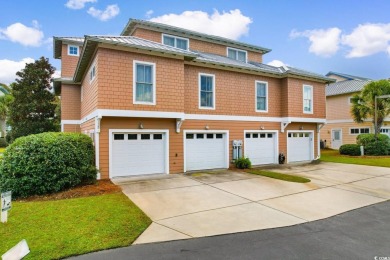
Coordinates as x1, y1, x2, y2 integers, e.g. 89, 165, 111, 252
232, 140, 243, 160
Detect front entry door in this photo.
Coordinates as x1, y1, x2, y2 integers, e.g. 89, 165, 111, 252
331, 129, 342, 149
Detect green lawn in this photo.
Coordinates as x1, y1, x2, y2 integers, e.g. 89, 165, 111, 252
246, 169, 311, 183
321, 149, 390, 167
0, 193, 151, 259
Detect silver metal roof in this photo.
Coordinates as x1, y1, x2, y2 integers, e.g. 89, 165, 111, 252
89, 35, 198, 57
326, 79, 371, 96
326, 71, 371, 81
121, 19, 272, 54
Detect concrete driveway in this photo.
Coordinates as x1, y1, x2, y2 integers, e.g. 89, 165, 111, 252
113, 162, 390, 244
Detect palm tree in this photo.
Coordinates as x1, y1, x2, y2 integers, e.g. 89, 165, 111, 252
351, 79, 390, 136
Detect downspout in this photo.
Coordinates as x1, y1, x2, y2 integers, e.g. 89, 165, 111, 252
95, 114, 102, 179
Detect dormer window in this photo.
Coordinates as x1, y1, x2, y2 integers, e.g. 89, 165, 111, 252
162, 34, 189, 50
68, 45, 79, 56
227, 47, 247, 62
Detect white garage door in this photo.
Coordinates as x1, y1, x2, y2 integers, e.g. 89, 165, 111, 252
185, 132, 227, 171
245, 132, 277, 165
287, 132, 313, 162
111, 132, 166, 178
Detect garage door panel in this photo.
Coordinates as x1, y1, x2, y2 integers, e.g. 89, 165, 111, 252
111, 132, 166, 177
245, 132, 276, 165
287, 132, 312, 162
186, 133, 227, 171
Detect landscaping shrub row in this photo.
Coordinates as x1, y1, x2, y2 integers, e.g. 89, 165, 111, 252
340, 133, 390, 156
0, 132, 97, 198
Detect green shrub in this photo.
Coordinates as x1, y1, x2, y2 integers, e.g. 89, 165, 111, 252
0, 132, 97, 198
339, 144, 361, 156
356, 133, 390, 156
235, 157, 252, 169
0, 138, 7, 148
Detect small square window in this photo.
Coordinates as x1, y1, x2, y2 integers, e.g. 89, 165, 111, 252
197, 134, 204, 139
305, 133, 310, 137
293, 133, 298, 137
253, 133, 259, 138
186, 134, 194, 139
245, 133, 251, 138
299, 133, 304, 137
288, 133, 292, 137
68, 45, 79, 56
128, 134, 137, 140
114, 134, 124, 140
207, 134, 214, 139
216, 134, 223, 139
154, 134, 163, 140
141, 134, 150, 140
267, 133, 273, 138
260, 133, 266, 138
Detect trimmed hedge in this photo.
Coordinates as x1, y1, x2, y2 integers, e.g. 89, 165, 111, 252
0, 132, 97, 198
339, 144, 361, 156
235, 157, 252, 169
357, 133, 390, 156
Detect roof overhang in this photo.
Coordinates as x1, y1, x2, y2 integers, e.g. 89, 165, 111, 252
53, 77, 79, 95
121, 19, 272, 55
73, 36, 198, 82
53, 37, 84, 59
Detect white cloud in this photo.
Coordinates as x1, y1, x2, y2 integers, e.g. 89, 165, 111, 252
267, 60, 286, 67
0, 58, 35, 85
65, 0, 96, 10
0, 21, 44, 47
342, 23, 390, 58
145, 10, 154, 18
150, 9, 252, 40
290, 28, 341, 57
53, 70, 61, 79
87, 4, 120, 21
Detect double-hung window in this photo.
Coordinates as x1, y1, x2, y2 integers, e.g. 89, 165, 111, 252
199, 73, 215, 109
68, 45, 79, 56
162, 34, 189, 50
227, 47, 247, 62
303, 85, 313, 113
133, 61, 156, 105
256, 81, 268, 112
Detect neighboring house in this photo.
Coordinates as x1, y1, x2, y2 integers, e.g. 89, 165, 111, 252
322, 72, 390, 149
53, 19, 334, 179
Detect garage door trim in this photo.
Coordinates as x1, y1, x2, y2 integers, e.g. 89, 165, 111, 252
183, 130, 229, 172
243, 130, 279, 165
286, 130, 314, 163
108, 129, 169, 178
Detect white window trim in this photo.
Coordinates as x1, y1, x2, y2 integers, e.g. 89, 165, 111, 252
349, 127, 370, 135
133, 60, 156, 105
226, 47, 248, 63
68, 45, 79, 56
198, 73, 216, 110
89, 62, 96, 83
183, 130, 229, 172
348, 96, 353, 105
161, 33, 190, 50
303, 85, 314, 114
255, 81, 268, 113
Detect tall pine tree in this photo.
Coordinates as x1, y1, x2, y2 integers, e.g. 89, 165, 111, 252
8, 57, 59, 142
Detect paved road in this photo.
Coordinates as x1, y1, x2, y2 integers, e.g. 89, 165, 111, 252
72, 201, 390, 260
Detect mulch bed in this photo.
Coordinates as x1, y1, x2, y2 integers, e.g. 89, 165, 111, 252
18, 180, 122, 202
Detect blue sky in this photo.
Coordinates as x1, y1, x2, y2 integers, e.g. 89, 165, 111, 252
1, 0, 390, 84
